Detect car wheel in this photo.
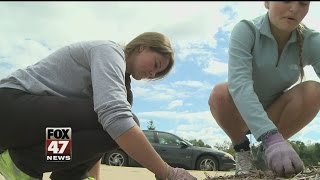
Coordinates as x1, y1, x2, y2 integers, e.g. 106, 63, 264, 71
105, 150, 128, 166
196, 156, 218, 171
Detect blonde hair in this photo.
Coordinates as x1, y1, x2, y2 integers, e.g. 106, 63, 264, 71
125, 32, 174, 79
297, 24, 305, 82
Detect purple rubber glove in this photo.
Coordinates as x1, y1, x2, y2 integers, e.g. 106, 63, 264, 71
263, 132, 304, 177
155, 163, 197, 180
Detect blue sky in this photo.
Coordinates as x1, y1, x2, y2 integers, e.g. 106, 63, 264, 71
1, 2, 319, 147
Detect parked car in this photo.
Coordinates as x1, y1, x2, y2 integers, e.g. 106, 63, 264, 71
101, 130, 235, 171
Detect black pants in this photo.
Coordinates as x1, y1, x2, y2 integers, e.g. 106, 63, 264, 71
0, 88, 119, 180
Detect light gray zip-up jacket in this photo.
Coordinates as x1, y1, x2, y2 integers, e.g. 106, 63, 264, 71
228, 13, 320, 140
0, 40, 136, 140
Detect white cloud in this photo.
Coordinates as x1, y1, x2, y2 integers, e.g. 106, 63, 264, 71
0, 2, 232, 49
173, 80, 212, 90
303, 2, 320, 31
132, 80, 214, 103
203, 60, 228, 75
175, 124, 230, 147
289, 66, 320, 88
304, 65, 320, 82
0, 39, 53, 67
138, 110, 225, 146
176, 43, 217, 63
167, 100, 184, 110
139, 110, 214, 123
0, 38, 56, 79
219, 2, 266, 32
2, 1, 320, 146
0, 2, 236, 77
132, 82, 189, 101
291, 115, 320, 143
0, 66, 14, 80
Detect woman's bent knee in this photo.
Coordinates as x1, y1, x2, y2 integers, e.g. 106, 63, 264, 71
301, 81, 320, 106
285, 80, 320, 108
208, 83, 230, 108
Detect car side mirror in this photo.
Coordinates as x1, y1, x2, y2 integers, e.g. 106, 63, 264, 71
180, 141, 189, 148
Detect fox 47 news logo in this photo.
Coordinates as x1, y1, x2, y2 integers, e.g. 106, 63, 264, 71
46, 127, 72, 162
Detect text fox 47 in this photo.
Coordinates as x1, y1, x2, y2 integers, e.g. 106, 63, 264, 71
46, 127, 72, 162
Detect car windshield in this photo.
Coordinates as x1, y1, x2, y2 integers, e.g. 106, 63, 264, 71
183, 139, 193, 146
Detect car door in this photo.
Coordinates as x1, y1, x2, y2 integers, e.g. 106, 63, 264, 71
143, 130, 156, 144
153, 131, 193, 169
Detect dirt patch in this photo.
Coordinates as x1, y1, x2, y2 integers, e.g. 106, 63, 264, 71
204, 166, 320, 180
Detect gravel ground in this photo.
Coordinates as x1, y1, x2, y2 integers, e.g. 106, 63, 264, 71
204, 166, 320, 180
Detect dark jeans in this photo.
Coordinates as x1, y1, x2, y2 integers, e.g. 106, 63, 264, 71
0, 88, 119, 180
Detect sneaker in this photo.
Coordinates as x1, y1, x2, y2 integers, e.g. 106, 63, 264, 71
235, 149, 257, 176
0, 150, 38, 180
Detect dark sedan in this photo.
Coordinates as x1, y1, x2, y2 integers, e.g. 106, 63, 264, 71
101, 130, 235, 171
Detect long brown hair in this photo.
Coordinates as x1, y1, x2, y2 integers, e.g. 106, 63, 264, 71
297, 23, 305, 82
125, 32, 175, 80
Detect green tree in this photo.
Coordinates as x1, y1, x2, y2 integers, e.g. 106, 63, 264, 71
147, 120, 156, 130
313, 143, 320, 160
289, 140, 320, 167
214, 140, 235, 156
188, 139, 212, 148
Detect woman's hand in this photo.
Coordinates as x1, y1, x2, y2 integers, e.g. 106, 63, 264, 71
115, 126, 197, 179
115, 125, 168, 179
155, 163, 197, 180
263, 132, 304, 177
